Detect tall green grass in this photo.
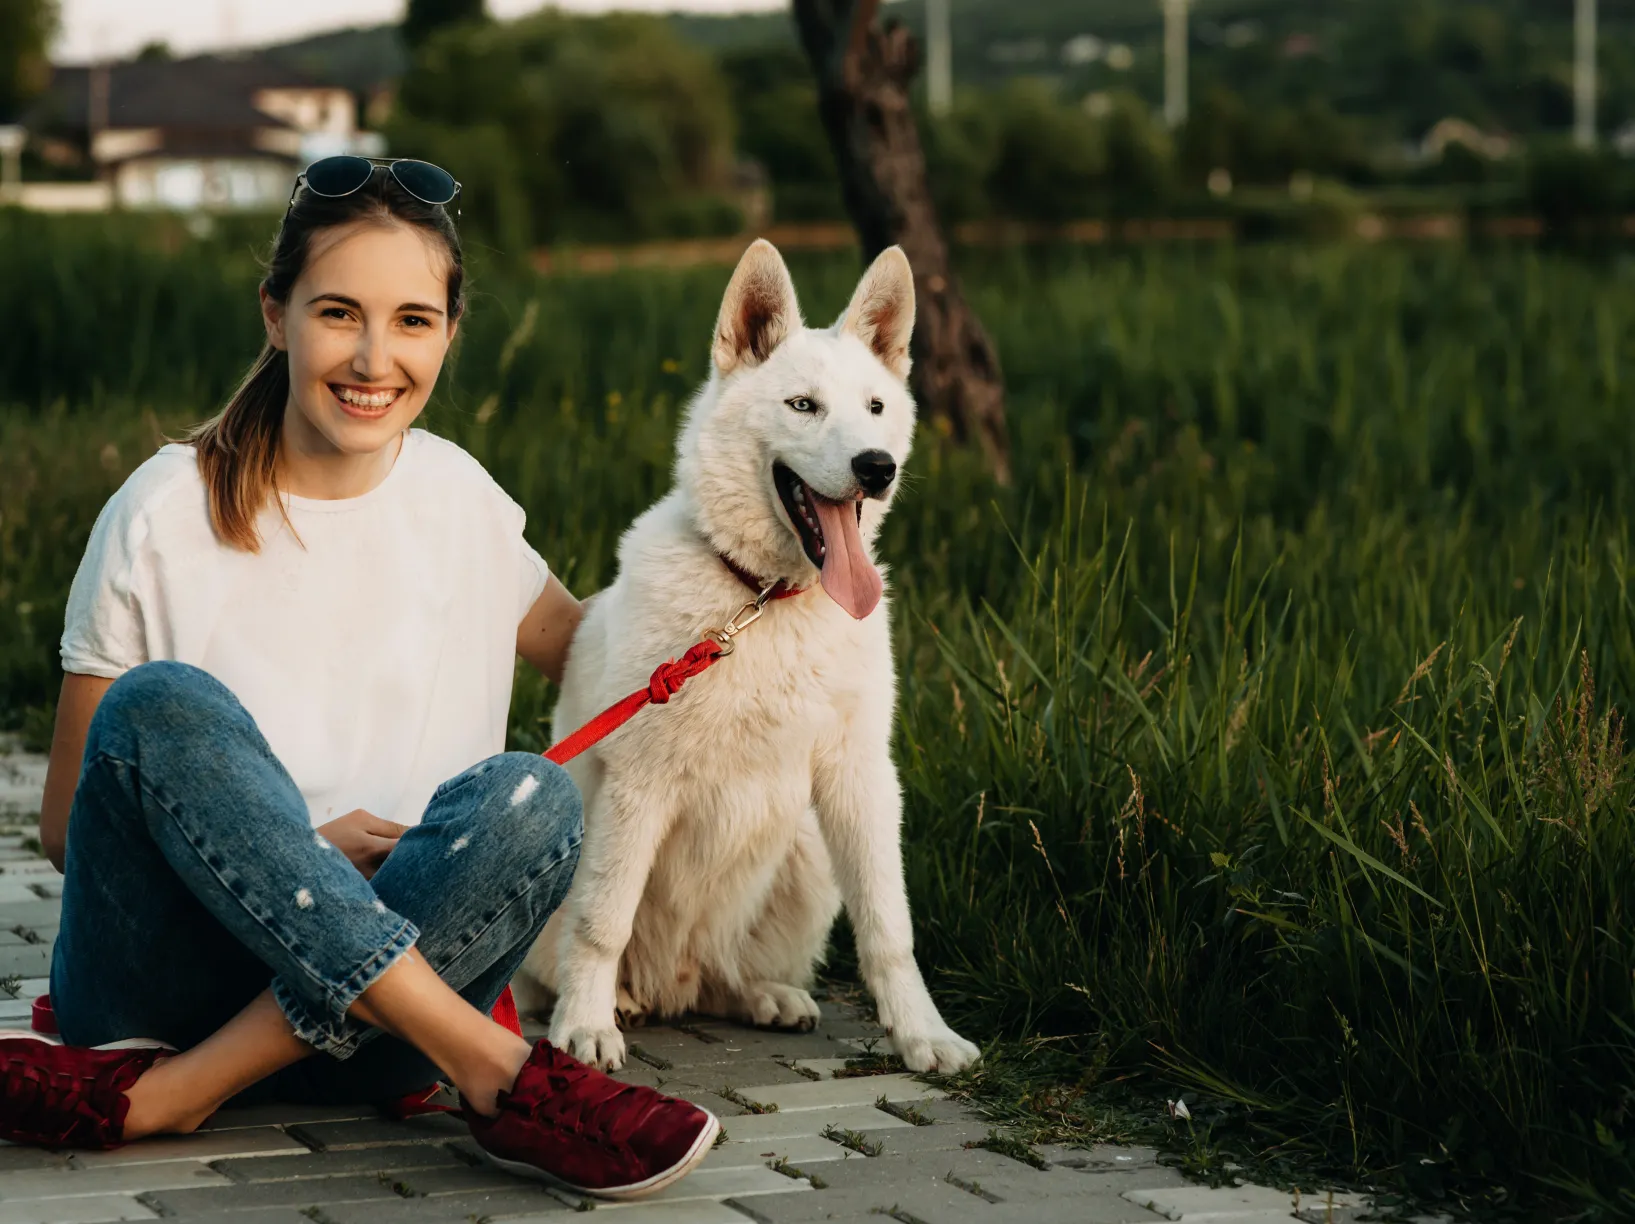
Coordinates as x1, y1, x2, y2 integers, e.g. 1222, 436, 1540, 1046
3, 216, 1634, 1214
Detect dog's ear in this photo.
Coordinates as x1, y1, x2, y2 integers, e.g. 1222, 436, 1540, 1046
714, 240, 802, 376
837, 246, 916, 379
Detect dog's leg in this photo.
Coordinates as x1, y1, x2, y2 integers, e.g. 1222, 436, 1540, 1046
697, 814, 838, 1031
813, 723, 981, 1073
546, 774, 675, 1070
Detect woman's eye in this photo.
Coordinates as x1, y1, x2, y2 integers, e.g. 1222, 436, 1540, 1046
402, 315, 430, 328
321, 308, 350, 320
869, 398, 884, 416
787, 396, 818, 413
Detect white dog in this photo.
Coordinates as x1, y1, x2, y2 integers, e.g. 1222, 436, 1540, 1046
512, 240, 979, 1075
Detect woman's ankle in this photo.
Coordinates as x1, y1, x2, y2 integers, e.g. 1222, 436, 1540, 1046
451, 1031, 533, 1118
121, 1058, 215, 1139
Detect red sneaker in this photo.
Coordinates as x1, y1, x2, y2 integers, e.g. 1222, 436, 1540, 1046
465, 1040, 719, 1200
0, 1031, 173, 1150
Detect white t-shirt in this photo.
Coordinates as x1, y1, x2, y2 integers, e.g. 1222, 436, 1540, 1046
60, 428, 551, 829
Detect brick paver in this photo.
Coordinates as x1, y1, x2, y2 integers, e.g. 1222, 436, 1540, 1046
0, 738, 1388, 1223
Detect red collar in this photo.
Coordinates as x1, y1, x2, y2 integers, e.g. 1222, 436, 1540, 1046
719, 553, 805, 601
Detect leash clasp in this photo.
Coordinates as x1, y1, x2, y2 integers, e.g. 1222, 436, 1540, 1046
705, 584, 779, 656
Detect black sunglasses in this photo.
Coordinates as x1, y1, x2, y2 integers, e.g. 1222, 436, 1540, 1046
290, 156, 461, 214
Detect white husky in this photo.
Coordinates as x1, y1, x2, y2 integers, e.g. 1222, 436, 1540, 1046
512, 240, 979, 1075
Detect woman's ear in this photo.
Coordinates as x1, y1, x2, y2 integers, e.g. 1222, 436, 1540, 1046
261, 285, 288, 351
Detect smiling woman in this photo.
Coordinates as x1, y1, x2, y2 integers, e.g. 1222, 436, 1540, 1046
268, 226, 453, 496
0, 160, 723, 1202
188, 173, 469, 542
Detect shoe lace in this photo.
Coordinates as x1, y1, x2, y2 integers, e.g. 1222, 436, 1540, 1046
513, 1046, 671, 1150
0, 1057, 112, 1145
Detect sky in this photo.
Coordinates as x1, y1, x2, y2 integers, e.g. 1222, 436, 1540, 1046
53, 0, 785, 62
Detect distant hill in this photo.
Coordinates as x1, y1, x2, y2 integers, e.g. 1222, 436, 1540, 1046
249, 0, 1635, 144
255, 23, 406, 94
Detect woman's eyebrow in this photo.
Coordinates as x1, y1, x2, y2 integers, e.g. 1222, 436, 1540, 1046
305, 294, 445, 317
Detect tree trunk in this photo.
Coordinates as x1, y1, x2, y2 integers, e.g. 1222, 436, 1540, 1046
792, 0, 1010, 481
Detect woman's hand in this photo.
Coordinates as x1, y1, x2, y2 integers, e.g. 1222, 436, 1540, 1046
316, 809, 409, 879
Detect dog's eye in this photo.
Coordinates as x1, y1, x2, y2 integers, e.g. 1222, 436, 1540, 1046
868, 398, 884, 416
786, 395, 819, 414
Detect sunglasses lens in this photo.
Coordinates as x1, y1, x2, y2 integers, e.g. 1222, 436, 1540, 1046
390, 160, 458, 205
302, 155, 375, 198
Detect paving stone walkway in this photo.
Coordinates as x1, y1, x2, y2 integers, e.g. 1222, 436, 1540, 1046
0, 740, 1384, 1224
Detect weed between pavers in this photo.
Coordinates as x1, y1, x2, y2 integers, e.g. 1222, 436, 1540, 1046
376, 1171, 422, 1198
627, 1043, 672, 1070
718, 1085, 778, 1114
964, 1128, 1047, 1170
875, 1095, 934, 1125
822, 1125, 884, 1157
834, 1052, 906, 1078
870, 1207, 929, 1224
773, 1055, 824, 1082
674, 1020, 723, 1044
767, 1155, 829, 1188
945, 1172, 1002, 1203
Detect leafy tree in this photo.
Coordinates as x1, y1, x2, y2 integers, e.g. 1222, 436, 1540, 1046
719, 46, 839, 221
403, 0, 485, 50
391, 10, 737, 247
0, 0, 57, 121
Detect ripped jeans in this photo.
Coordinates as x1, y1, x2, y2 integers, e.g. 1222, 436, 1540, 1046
49, 661, 581, 1105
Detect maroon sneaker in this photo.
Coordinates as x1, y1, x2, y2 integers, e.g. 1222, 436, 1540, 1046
0, 1031, 173, 1150
465, 1040, 720, 1200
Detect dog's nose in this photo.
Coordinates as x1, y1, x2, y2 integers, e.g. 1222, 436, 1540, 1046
851, 450, 897, 496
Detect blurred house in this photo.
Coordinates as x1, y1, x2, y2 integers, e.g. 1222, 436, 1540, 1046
16, 53, 383, 212
1419, 117, 1513, 163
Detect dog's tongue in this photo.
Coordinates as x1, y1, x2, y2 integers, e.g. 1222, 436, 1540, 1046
813, 497, 882, 619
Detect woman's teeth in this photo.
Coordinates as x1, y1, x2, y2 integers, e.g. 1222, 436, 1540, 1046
335, 386, 400, 408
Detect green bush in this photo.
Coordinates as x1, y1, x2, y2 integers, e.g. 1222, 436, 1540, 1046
1524, 141, 1635, 233
390, 9, 738, 247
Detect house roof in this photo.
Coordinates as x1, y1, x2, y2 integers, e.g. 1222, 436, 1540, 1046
26, 53, 324, 134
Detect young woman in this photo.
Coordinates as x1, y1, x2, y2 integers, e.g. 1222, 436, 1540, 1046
0, 158, 718, 1199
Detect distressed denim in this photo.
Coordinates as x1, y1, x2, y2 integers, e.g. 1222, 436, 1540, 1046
50, 660, 581, 1105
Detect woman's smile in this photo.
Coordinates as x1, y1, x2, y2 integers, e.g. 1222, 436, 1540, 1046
330, 383, 406, 417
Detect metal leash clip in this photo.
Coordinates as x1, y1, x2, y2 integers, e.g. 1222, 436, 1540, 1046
705, 583, 780, 656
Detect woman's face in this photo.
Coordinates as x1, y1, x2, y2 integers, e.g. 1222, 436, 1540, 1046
263, 221, 457, 458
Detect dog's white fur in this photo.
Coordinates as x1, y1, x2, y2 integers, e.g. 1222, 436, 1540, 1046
511, 240, 979, 1075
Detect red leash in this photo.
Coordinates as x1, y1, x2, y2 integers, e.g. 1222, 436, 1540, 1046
543, 572, 803, 765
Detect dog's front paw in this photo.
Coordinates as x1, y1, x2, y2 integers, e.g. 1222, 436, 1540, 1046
550, 1021, 627, 1070
891, 1027, 980, 1074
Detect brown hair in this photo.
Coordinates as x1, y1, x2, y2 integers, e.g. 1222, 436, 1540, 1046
186, 169, 466, 551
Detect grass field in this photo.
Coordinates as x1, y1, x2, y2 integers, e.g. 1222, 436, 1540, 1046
3, 211, 1635, 1218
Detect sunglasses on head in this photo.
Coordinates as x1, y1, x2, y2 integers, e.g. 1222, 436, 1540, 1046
290, 156, 462, 214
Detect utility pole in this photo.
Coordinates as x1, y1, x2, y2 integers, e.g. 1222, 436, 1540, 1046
1575, 0, 1597, 147
1163, 0, 1189, 129
926, 0, 952, 116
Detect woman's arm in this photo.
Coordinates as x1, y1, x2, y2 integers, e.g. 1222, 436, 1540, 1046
41, 672, 115, 872
516, 574, 584, 685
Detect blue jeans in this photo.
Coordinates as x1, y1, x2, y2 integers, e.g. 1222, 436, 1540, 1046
50, 661, 582, 1106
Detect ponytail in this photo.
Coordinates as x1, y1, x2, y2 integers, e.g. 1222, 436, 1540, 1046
187, 343, 291, 553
